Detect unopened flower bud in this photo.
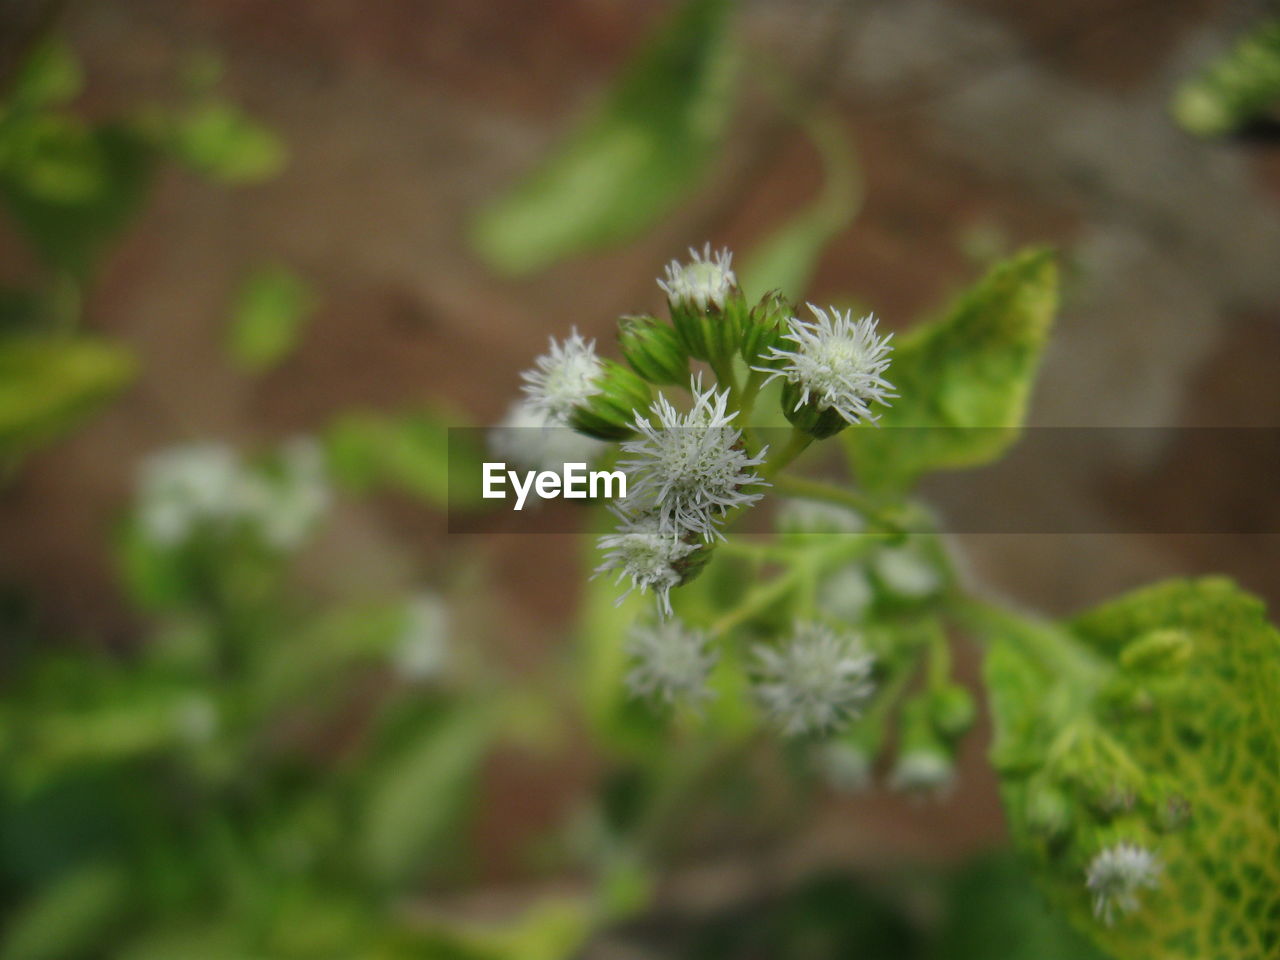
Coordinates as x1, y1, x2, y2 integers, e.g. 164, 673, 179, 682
891, 696, 956, 796
741, 290, 790, 366
660, 244, 745, 367
617, 314, 688, 385
569, 360, 652, 441
928, 682, 976, 740
1025, 781, 1074, 838
781, 379, 851, 439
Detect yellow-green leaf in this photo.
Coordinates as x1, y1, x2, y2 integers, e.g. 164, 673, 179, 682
843, 248, 1057, 494
1172, 19, 1280, 138
470, 0, 738, 274
226, 265, 315, 372
0, 336, 136, 456
984, 579, 1280, 960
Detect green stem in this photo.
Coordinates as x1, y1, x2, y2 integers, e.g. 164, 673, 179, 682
763, 426, 812, 479
951, 595, 1109, 689
710, 569, 801, 636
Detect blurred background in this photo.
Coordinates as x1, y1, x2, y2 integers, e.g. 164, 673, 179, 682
0, 1, 1277, 958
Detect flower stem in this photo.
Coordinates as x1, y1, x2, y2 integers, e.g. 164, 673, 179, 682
764, 426, 812, 479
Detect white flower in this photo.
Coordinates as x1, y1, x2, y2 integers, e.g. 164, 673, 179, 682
874, 545, 942, 599
619, 378, 768, 541
489, 398, 606, 473
520, 328, 603, 420
776, 498, 865, 535
258, 437, 331, 549
625, 618, 717, 708
1086, 843, 1162, 926
392, 593, 450, 681
137, 439, 328, 550
818, 566, 875, 622
757, 305, 895, 425
595, 514, 699, 617
753, 622, 876, 737
658, 243, 736, 312
137, 443, 248, 545
890, 747, 955, 797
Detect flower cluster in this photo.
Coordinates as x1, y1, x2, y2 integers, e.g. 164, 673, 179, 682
1086, 843, 1162, 925
137, 437, 329, 551
494, 245, 901, 745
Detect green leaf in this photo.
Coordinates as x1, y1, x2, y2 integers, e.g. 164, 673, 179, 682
1172, 19, 1280, 138
983, 579, 1280, 960
740, 111, 860, 302
0, 336, 137, 456
843, 248, 1057, 494
170, 100, 287, 184
0, 861, 131, 960
470, 0, 738, 274
6, 41, 82, 110
1, 123, 155, 277
325, 408, 486, 510
226, 265, 315, 372
359, 706, 493, 886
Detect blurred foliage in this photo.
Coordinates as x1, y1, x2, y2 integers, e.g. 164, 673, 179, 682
843, 248, 1057, 495
227, 265, 316, 373
1172, 19, 1280, 138
325, 408, 487, 511
739, 108, 860, 304
0, 335, 136, 456
0, 39, 295, 469
470, 0, 739, 274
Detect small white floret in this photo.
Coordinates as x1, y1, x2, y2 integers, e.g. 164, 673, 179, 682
619, 377, 767, 542
595, 514, 698, 617
520, 328, 603, 421
1086, 843, 1162, 926
753, 622, 876, 737
756, 305, 895, 425
658, 243, 737, 312
625, 618, 717, 709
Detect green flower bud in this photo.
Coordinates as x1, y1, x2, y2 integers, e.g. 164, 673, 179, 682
781, 379, 849, 439
891, 696, 956, 795
929, 682, 977, 740
1025, 780, 1074, 838
617, 314, 688, 385
741, 290, 790, 365
569, 360, 651, 441
660, 245, 746, 368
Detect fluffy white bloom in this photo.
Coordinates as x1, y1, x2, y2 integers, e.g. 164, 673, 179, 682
595, 514, 699, 617
489, 398, 606, 473
658, 243, 737, 312
391, 593, 450, 681
258, 437, 331, 549
619, 378, 767, 541
776, 498, 866, 535
753, 622, 876, 737
757, 305, 895, 425
137, 443, 249, 545
890, 747, 955, 797
874, 545, 942, 599
520, 328, 603, 420
818, 566, 875, 622
625, 618, 717, 708
1086, 844, 1162, 926
136, 439, 328, 550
